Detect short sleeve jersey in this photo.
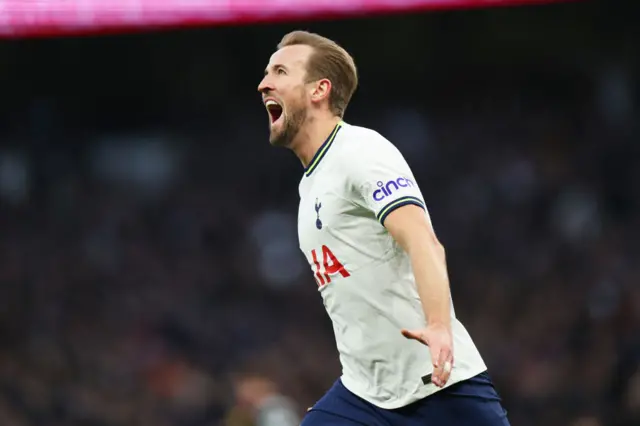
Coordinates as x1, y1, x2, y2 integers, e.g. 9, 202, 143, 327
298, 122, 486, 409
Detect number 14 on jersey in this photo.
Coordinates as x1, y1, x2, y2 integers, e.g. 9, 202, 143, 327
310, 245, 350, 287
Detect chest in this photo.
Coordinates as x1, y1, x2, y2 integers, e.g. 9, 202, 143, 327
297, 173, 395, 285
298, 177, 354, 251
298, 177, 364, 289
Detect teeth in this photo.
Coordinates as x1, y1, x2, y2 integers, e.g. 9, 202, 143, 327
265, 100, 279, 107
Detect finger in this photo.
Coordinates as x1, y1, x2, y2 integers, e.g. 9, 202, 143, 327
442, 357, 453, 384
441, 349, 453, 386
401, 329, 425, 344
437, 348, 453, 386
431, 349, 444, 387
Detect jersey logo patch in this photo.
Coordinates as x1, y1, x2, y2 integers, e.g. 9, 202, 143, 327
315, 198, 323, 230
373, 177, 415, 202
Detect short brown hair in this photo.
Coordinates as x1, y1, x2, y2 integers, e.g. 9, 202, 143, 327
278, 31, 358, 118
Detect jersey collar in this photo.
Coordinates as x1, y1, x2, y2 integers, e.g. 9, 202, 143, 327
304, 121, 343, 177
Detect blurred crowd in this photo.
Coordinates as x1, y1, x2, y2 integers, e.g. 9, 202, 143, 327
0, 4, 639, 426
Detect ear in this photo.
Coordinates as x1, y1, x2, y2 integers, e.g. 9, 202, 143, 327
310, 78, 332, 104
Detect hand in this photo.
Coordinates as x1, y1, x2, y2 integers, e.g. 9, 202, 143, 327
401, 323, 454, 388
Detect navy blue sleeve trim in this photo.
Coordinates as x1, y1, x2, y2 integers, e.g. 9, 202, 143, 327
376, 196, 426, 225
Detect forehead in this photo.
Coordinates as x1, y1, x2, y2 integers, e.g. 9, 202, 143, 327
267, 44, 313, 71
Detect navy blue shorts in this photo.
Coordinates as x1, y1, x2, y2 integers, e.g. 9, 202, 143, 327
302, 372, 510, 426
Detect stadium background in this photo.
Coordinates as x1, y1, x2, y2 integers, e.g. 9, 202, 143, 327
0, 1, 638, 425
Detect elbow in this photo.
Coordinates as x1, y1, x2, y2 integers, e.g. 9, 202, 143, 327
430, 234, 446, 262
406, 234, 446, 261
437, 241, 446, 262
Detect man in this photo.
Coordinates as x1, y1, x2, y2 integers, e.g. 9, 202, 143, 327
257, 30, 510, 426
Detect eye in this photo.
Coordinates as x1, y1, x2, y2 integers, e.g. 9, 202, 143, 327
277, 68, 286, 75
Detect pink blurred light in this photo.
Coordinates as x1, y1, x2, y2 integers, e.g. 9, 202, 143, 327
0, 0, 572, 38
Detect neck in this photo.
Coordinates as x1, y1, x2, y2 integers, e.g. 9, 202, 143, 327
291, 115, 342, 168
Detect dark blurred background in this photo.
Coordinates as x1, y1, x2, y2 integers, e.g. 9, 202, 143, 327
0, 2, 639, 426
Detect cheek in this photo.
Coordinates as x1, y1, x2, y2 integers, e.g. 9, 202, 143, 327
293, 90, 310, 108
278, 85, 308, 111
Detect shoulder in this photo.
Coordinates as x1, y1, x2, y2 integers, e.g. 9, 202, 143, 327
339, 123, 411, 176
336, 123, 406, 173
338, 123, 399, 157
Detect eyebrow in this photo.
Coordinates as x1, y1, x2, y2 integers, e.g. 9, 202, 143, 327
264, 64, 287, 75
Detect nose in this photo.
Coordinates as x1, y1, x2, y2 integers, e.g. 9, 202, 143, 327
257, 76, 273, 94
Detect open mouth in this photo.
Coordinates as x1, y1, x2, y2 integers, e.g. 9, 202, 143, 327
265, 99, 283, 124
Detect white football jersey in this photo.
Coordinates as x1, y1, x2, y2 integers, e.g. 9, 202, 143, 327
298, 121, 487, 409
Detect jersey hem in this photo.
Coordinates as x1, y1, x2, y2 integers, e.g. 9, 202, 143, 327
340, 364, 488, 410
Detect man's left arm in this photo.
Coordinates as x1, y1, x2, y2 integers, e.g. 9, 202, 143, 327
383, 204, 454, 388
350, 141, 455, 388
